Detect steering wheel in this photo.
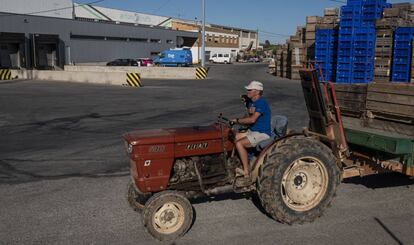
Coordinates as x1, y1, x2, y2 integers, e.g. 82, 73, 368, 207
217, 114, 236, 128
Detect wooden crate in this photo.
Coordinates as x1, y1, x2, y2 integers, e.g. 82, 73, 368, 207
366, 83, 414, 122
334, 84, 368, 118
306, 16, 323, 24
306, 31, 316, 40
324, 8, 339, 17
338, 83, 414, 137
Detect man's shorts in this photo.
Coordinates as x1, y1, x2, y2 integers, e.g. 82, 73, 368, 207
246, 130, 270, 147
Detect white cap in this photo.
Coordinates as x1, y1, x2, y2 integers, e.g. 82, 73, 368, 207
245, 81, 263, 91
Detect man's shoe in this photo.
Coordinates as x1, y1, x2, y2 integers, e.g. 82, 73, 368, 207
235, 168, 245, 176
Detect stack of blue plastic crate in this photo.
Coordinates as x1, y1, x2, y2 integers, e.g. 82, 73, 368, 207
336, 0, 389, 83
392, 27, 414, 82
315, 29, 338, 81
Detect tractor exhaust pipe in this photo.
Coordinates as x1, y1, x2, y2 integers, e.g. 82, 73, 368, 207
204, 185, 233, 196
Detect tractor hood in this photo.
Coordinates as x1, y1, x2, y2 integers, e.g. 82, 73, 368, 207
123, 123, 226, 146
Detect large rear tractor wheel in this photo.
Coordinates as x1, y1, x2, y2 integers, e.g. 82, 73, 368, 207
142, 191, 193, 241
257, 136, 340, 224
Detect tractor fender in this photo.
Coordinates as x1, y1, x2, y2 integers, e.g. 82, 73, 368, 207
251, 133, 304, 181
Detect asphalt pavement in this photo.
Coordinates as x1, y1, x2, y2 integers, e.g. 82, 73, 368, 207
0, 63, 413, 245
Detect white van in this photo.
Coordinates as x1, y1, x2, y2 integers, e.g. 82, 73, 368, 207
209, 53, 234, 64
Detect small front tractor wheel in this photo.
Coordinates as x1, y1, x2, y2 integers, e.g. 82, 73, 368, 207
257, 136, 340, 224
142, 191, 193, 241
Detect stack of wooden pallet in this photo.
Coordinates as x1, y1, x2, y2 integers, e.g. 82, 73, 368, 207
282, 45, 288, 78
276, 49, 283, 77
305, 16, 322, 66
374, 3, 412, 82
319, 8, 340, 29
287, 27, 306, 80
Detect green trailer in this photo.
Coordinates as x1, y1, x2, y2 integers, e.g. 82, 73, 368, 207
300, 70, 414, 178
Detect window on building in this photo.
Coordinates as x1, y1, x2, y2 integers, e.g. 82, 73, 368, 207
250, 33, 256, 38
242, 32, 248, 38
130, 38, 148, 42
70, 34, 106, 40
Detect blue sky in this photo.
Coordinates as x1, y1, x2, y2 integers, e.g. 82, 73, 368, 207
75, 0, 410, 44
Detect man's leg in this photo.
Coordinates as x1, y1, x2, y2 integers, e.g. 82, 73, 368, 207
235, 137, 253, 177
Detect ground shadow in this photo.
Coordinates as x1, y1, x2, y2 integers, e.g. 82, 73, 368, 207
189, 190, 271, 219
343, 172, 414, 189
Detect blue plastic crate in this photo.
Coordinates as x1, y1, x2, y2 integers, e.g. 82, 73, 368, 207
353, 56, 374, 64
337, 56, 352, 64
391, 27, 414, 82
392, 72, 411, 82
346, 0, 364, 7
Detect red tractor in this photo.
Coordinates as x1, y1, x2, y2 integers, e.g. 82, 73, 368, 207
123, 70, 348, 241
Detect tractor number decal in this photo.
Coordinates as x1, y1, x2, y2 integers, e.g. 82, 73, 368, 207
149, 145, 165, 153
186, 142, 208, 150
144, 160, 151, 166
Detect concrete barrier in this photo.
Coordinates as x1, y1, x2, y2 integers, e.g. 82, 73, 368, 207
11, 70, 127, 86
64, 65, 198, 79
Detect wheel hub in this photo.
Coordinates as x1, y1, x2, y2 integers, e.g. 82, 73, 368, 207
153, 202, 184, 234
281, 157, 328, 212
293, 172, 307, 189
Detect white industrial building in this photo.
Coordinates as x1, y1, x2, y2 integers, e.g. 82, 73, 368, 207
0, 0, 259, 67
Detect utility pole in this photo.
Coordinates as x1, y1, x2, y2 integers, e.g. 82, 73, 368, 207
201, 0, 206, 67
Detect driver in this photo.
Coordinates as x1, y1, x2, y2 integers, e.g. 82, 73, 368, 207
231, 81, 272, 186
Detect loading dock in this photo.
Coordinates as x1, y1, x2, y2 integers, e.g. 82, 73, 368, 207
31, 34, 64, 69
0, 32, 25, 68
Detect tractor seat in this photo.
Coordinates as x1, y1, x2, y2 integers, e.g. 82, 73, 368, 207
256, 115, 288, 151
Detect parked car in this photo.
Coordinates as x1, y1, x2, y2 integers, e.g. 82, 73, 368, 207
153, 48, 193, 67
106, 59, 139, 66
247, 57, 260, 63
138, 58, 153, 67
209, 53, 234, 64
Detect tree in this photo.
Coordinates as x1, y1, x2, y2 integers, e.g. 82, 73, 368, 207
264, 40, 271, 48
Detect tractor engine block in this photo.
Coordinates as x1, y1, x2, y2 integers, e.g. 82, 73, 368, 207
169, 154, 226, 184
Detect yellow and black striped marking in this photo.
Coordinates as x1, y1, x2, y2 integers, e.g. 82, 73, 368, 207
196, 67, 208, 79
126, 72, 142, 87
0, 69, 11, 80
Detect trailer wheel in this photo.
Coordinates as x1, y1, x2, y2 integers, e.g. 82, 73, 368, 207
257, 136, 340, 224
142, 191, 193, 241
127, 182, 147, 212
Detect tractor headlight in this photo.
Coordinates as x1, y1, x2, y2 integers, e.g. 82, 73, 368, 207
127, 143, 133, 154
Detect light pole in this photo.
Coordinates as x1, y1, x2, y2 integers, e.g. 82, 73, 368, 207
194, 18, 201, 64
201, 0, 206, 67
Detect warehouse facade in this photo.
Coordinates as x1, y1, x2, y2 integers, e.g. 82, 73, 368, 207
0, 13, 197, 69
